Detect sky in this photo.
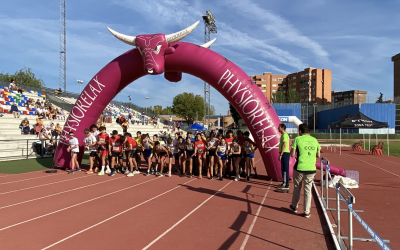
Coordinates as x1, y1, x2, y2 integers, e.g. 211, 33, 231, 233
1, 0, 399, 114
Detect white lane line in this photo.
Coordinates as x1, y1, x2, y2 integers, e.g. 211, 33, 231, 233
0, 175, 93, 195
0, 177, 157, 231
142, 180, 233, 250
239, 180, 272, 250
41, 179, 196, 250
0, 176, 125, 210
345, 154, 400, 178
0, 172, 65, 185
365, 155, 400, 166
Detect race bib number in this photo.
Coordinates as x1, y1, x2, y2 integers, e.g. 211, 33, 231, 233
198, 149, 204, 153
113, 146, 120, 151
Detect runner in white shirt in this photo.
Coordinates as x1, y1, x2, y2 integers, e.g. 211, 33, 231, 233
67, 131, 80, 174
84, 128, 98, 174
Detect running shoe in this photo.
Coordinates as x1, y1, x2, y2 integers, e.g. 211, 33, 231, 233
151, 171, 155, 175
94, 167, 99, 173
145, 172, 150, 176
127, 172, 134, 177
234, 177, 239, 181
289, 205, 297, 213
86, 169, 93, 174
209, 176, 213, 180
246, 176, 250, 182
198, 175, 202, 179
304, 213, 311, 218
207, 172, 210, 178
277, 184, 285, 189
98, 171, 105, 176
189, 174, 193, 178
156, 172, 164, 177
105, 169, 111, 174
68, 170, 74, 174
133, 170, 140, 174
254, 173, 258, 179
219, 177, 223, 181
116, 168, 120, 173
280, 187, 289, 190
76, 168, 81, 172
109, 171, 115, 177
124, 169, 130, 174
165, 172, 171, 177
180, 174, 186, 177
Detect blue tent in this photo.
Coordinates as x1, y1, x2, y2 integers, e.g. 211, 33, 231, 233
189, 122, 206, 131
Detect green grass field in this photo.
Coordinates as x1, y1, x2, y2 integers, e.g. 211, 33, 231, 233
319, 140, 400, 158
0, 155, 90, 174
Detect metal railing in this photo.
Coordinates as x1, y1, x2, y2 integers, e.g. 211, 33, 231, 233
318, 158, 391, 250
0, 138, 57, 161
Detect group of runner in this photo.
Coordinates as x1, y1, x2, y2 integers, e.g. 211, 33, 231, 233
67, 125, 259, 181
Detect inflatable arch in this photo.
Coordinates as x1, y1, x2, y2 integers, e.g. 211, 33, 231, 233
53, 21, 344, 179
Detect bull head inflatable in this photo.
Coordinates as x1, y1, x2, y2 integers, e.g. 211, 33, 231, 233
107, 21, 216, 76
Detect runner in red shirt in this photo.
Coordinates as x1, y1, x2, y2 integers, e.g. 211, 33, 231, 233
194, 133, 206, 179
108, 130, 124, 176
225, 130, 235, 178
97, 126, 111, 176
124, 132, 138, 177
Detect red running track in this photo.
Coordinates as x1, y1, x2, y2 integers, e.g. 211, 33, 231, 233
316, 146, 399, 250
0, 152, 335, 250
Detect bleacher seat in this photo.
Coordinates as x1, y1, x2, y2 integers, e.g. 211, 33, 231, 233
0, 86, 3, 89
18, 103, 23, 107
0, 101, 4, 105
29, 112, 35, 115
6, 102, 11, 105
31, 108, 36, 111
23, 111, 28, 115
9, 90, 13, 93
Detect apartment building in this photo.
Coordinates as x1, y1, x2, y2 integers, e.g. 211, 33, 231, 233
331, 90, 367, 105
251, 68, 332, 105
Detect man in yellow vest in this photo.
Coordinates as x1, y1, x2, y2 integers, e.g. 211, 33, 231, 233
289, 124, 321, 218
277, 124, 290, 191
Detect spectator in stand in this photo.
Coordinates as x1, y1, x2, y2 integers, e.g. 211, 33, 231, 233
35, 123, 42, 135
36, 117, 44, 126
19, 118, 30, 134
44, 99, 51, 108
0, 107, 4, 117
36, 107, 44, 119
58, 108, 66, 120
35, 99, 41, 107
55, 88, 63, 95
16, 83, 23, 94
10, 103, 20, 118
121, 119, 129, 133
51, 107, 58, 121
99, 112, 105, 123
9, 79, 17, 91
55, 123, 62, 137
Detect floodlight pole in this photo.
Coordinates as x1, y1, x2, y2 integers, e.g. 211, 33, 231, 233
313, 103, 317, 133
202, 10, 217, 129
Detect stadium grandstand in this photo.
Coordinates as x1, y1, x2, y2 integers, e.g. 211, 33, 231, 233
0, 81, 177, 162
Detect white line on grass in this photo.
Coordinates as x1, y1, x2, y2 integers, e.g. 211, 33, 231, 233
0, 178, 158, 231
0, 172, 64, 185
345, 154, 400, 178
239, 180, 272, 250
0, 175, 93, 195
142, 180, 233, 250
41, 179, 196, 250
0, 176, 125, 210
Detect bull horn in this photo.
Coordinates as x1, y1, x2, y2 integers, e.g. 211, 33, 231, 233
107, 27, 136, 46
200, 38, 217, 48
165, 21, 200, 44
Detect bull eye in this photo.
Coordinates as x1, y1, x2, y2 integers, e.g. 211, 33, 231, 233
154, 45, 162, 54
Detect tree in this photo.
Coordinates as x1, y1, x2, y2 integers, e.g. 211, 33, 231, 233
153, 105, 163, 115
0, 67, 45, 87
161, 106, 173, 115
229, 103, 242, 124
172, 92, 215, 125
286, 87, 300, 103
272, 90, 286, 103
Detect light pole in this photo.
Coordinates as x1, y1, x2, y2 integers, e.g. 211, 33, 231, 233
77, 79, 83, 93
313, 103, 317, 133
145, 96, 149, 114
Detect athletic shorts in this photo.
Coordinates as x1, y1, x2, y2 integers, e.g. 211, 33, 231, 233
89, 151, 97, 157
100, 150, 108, 157
127, 148, 138, 158
197, 153, 204, 157
208, 150, 216, 157
187, 150, 194, 157
111, 151, 123, 159
217, 153, 227, 160
159, 152, 167, 159
71, 151, 79, 155
245, 154, 254, 159
168, 153, 174, 159
144, 148, 152, 158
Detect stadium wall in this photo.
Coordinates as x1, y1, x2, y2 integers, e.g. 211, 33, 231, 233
272, 103, 301, 128
318, 103, 396, 130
